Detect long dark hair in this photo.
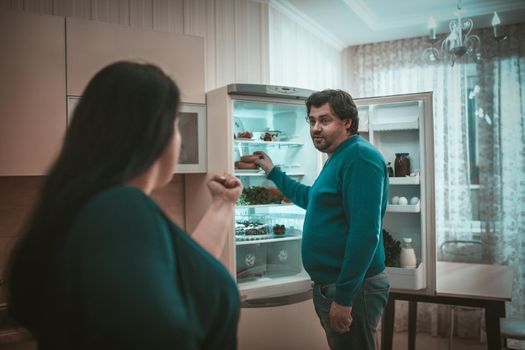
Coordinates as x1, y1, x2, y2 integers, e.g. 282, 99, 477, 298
6, 61, 180, 332
306, 89, 359, 134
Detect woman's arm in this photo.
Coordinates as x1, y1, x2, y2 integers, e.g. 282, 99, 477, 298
191, 174, 242, 259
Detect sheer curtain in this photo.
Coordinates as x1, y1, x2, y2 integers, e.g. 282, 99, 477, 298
343, 23, 525, 335
475, 24, 525, 319
268, 3, 342, 90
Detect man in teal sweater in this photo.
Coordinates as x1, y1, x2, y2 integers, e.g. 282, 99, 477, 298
255, 89, 389, 349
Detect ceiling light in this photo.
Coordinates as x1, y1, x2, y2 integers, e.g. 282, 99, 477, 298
423, 0, 507, 66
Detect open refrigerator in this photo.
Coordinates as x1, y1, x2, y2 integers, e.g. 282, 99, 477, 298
188, 84, 323, 302
185, 85, 436, 349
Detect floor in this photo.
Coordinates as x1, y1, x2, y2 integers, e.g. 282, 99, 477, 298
1, 332, 487, 350
391, 331, 486, 350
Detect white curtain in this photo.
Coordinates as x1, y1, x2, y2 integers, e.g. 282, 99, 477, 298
268, 3, 342, 90
475, 24, 525, 319
344, 36, 474, 260
344, 23, 525, 335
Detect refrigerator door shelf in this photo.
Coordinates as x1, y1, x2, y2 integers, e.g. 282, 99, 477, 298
386, 262, 426, 290
387, 202, 421, 213
389, 173, 420, 185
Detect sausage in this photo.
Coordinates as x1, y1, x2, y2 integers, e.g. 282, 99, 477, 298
240, 155, 259, 163
235, 161, 258, 170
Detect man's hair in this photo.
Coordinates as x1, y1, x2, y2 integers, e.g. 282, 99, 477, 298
306, 89, 359, 134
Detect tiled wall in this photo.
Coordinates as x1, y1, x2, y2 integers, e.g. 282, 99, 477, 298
0, 175, 185, 304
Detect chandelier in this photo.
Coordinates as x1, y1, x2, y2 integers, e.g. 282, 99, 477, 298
422, 0, 507, 66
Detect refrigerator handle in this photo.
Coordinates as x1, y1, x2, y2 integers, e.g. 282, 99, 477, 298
240, 289, 313, 308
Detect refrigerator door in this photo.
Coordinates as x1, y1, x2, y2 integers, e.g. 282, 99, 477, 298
355, 92, 436, 295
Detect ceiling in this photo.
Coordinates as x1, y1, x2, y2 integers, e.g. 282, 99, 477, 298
277, 0, 525, 49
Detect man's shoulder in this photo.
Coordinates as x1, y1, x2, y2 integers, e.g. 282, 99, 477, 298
344, 136, 385, 164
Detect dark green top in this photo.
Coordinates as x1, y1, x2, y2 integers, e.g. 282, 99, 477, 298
268, 135, 388, 306
43, 187, 239, 350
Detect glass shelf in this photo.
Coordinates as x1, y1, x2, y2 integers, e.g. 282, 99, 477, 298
234, 171, 304, 177
236, 203, 295, 209
234, 140, 304, 148
236, 235, 302, 245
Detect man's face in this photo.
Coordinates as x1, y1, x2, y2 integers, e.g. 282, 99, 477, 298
307, 103, 352, 155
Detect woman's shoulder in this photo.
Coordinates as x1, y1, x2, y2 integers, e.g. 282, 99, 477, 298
69, 186, 164, 239
78, 186, 156, 216
86, 186, 151, 206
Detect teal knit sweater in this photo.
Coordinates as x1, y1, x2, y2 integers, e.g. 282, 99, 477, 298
268, 135, 388, 306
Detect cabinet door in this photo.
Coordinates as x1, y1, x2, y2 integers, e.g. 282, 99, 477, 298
175, 103, 207, 173
66, 18, 205, 104
0, 11, 66, 175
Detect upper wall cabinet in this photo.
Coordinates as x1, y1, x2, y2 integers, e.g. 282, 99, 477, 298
66, 18, 205, 104
0, 11, 66, 176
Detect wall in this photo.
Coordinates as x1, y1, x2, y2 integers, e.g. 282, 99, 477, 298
0, 0, 270, 91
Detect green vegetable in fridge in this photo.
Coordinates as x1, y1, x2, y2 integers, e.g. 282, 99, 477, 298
383, 228, 401, 267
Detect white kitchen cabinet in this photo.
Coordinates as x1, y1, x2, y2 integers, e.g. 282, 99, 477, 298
355, 92, 436, 294
66, 17, 205, 104
0, 11, 66, 176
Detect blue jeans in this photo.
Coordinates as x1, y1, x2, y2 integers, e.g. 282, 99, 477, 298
313, 272, 389, 350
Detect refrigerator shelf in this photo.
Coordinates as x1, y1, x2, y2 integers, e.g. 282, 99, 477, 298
385, 262, 426, 290
387, 202, 421, 213
373, 120, 419, 131
236, 235, 302, 245
237, 203, 295, 209
389, 173, 420, 185
234, 171, 304, 177
234, 169, 266, 176
234, 140, 304, 148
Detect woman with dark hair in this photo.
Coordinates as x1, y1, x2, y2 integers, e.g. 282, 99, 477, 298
6, 61, 242, 349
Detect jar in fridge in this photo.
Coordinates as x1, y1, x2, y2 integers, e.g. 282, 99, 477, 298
394, 153, 411, 177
